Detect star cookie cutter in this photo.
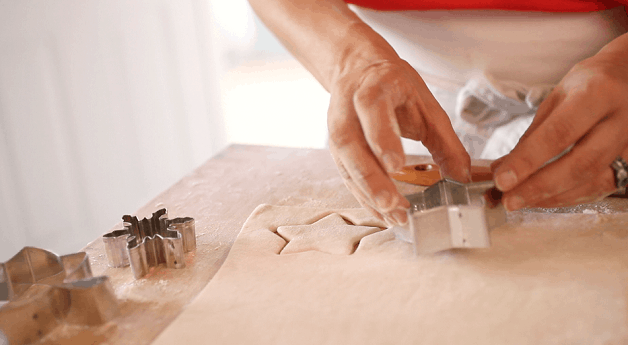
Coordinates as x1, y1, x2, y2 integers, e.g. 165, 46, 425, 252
0, 247, 118, 345
405, 179, 507, 254
102, 209, 196, 279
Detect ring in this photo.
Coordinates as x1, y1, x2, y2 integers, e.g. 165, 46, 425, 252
611, 156, 628, 189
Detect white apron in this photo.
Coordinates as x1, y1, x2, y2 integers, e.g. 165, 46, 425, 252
350, 6, 628, 158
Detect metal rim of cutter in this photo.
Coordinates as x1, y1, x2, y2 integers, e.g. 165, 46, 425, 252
405, 179, 507, 254
103, 208, 196, 279
0, 247, 118, 345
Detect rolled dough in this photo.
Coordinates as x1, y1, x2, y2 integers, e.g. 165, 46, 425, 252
154, 204, 628, 344
277, 213, 382, 255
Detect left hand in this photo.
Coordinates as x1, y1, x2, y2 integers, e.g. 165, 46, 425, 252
491, 44, 628, 211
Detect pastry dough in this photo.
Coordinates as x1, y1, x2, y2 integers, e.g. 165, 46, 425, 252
154, 204, 628, 344
278, 213, 382, 255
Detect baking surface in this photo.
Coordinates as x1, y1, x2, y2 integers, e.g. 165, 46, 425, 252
153, 204, 628, 344
36, 145, 370, 344
30, 144, 628, 344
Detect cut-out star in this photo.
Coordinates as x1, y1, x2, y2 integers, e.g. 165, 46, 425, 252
277, 213, 382, 255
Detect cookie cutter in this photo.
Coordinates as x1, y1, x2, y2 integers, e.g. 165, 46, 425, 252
0, 247, 118, 345
102, 209, 196, 279
394, 163, 628, 198
391, 163, 494, 186
405, 179, 507, 254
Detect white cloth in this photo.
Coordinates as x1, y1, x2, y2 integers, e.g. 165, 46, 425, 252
351, 6, 628, 159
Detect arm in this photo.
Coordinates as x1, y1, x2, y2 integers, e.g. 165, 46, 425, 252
248, 0, 382, 90
492, 32, 628, 210
248, 0, 471, 224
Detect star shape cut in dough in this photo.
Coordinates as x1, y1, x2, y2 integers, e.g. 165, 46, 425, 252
277, 213, 381, 255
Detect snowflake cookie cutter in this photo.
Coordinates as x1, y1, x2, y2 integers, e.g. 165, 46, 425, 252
102, 209, 196, 279
0, 247, 118, 345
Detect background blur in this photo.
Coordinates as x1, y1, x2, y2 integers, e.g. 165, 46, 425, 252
0, 0, 330, 261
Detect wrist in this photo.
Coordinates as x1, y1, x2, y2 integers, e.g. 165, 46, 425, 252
330, 22, 402, 86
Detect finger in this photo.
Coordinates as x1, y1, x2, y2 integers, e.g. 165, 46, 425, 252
493, 90, 610, 193
353, 65, 405, 173
341, 167, 379, 210
330, 144, 352, 181
490, 91, 562, 174
500, 113, 628, 211
529, 172, 616, 208
347, 182, 408, 225
530, 151, 625, 208
363, 204, 385, 221
516, 90, 564, 143
399, 70, 471, 182
332, 150, 389, 222
347, 183, 384, 220
327, 96, 410, 215
334, 139, 409, 211
387, 208, 409, 226
420, 101, 472, 182
490, 156, 507, 173
334, 149, 409, 225
330, 143, 377, 207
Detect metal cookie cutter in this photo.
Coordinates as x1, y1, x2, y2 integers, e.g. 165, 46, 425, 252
391, 163, 494, 186
405, 179, 507, 254
102, 209, 195, 279
0, 247, 118, 345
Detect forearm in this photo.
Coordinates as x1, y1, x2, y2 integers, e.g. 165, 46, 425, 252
247, 0, 401, 90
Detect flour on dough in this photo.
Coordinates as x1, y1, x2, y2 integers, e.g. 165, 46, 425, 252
153, 204, 628, 345
277, 213, 382, 255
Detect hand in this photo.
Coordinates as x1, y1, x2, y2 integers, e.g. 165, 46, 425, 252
246, 0, 470, 225
328, 58, 471, 225
492, 50, 628, 211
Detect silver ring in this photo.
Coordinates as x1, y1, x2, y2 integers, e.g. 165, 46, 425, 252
611, 156, 628, 189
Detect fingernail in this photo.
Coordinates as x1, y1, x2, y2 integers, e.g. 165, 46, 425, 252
372, 211, 385, 221
390, 209, 408, 225
504, 195, 525, 211
375, 190, 392, 210
383, 215, 396, 227
464, 168, 472, 183
382, 152, 403, 173
490, 157, 506, 173
495, 170, 517, 191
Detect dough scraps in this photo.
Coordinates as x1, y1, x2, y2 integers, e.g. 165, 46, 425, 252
153, 204, 628, 345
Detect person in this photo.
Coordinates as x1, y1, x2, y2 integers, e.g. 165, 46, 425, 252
247, 0, 628, 225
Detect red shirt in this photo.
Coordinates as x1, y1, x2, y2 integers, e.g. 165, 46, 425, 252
345, 0, 627, 12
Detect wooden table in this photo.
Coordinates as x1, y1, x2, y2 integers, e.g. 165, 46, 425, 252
52, 144, 628, 344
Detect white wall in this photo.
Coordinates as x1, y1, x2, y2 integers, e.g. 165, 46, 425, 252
0, 0, 331, 262
214, 0, 330, 149
0, 0, 227, 261
221, 59, 329, 149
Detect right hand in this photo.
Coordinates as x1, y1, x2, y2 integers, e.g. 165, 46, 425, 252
328, 58, 471, 225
